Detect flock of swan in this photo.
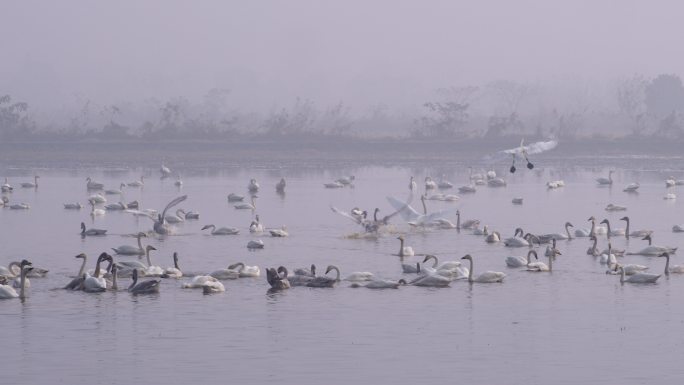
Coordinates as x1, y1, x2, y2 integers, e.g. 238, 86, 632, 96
2, 164, 684, 300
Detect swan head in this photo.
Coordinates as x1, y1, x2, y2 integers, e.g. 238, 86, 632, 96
397, 235, 405, 241
565, 222, 574, 228
75, 253, 86, 260
146, 245, 157, 252
228, 262, 245, 271
619, 216, 628, 221
658, 252, 670, 258
422, 255, 437, 264
461, 254, 473, 261
277, 266, 288, 278
398, 279, 407, 286
201, 225, 213, 231
324, 265, 339, 275
642, 234, 652, 242
588, 216, 595, 222
600, 219, 609, 225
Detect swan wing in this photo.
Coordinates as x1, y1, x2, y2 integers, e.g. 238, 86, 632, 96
160, 195, 187, 220
386, 196, 420, 222
330, 206, 363, 224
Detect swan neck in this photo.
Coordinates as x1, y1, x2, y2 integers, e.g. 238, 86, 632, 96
146, 249, 152, 267
137, 234, 144, 251
467, 258, 474, 282
78, 257, 87, 276
625, 219, 630, 239
398, 238, 404, 257
112, 269, 118, 290
129, 271, 137, 290
94, 257, 102, 278
20, 267, 27, 298
421, 197, 427, 215
665, 254, 670, 275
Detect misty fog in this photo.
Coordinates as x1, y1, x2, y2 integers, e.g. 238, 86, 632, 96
3, 0, 684, 142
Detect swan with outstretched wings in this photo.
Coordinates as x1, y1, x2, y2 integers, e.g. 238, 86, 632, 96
487, 139, 558, 173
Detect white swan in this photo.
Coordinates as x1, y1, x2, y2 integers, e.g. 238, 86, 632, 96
409, 272, 451, 287
248, 178, 260, 192
504, 228, 529, 247
104, 202, 127, 211
526, 250, 552, 272
600, 219, 625, 238
127, 176, 144, 187
623, 182, 639, 192
0, 263, 32, 299
269, 226, 289, 237
141, 246, 163, 277
461, 254, 505, 283
1, 178, 12, 192
422, 255, 468, 279
617, 266, 660, 284
660, 252, 684, 274
673, 225, 684, 233
112, 232, 148, 255
540, 222, 574, 241
605, 203, 627, 212
202, 280, 226, 293
202, 224, 239, 235
344, 272, 375, 282
545, 238, 562, 257
547, 180, 565, 189
664, 193, 677, 200
437, 175, 453, 189
104, 183, 125, 195
160, 164, 172, 177
164, 209, 185, 224
485, 231, 501, 243
64, 202, 82, 210
161, 252, 183, 278
324, 181, 345, 188
89, 200, 105, 216
620, 216, 652, 239
487, 177, 506, 187
228, 193, 245, 202
355, 278, 407, 289
183, 210, 199, 220
227, 262, 261, 278
83, 253, 111, 292
506, 249, 536, 268
20, 175, 39, 188
247, 240, 265, 249
182, 275, 220, 288
396, 235, 415, 257
458, 185, 477, 193
596, 170, 614, 185
627, 234, 677, 255
599, 243, 618, 265
249, 215, 264, 233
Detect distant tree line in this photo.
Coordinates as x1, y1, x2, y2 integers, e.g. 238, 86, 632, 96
4, 73, 684, 142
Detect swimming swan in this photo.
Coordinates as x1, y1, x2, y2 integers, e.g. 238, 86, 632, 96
461, 254, 505, 283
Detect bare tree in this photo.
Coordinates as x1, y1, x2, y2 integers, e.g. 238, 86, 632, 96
616, 74, 646, 135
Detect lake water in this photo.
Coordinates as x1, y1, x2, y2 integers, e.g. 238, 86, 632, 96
2, 157, 684, 385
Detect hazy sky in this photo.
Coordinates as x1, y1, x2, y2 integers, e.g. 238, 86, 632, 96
2, 0, 683, 116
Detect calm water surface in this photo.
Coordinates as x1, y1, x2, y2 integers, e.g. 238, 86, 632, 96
2, 161, 684, 384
